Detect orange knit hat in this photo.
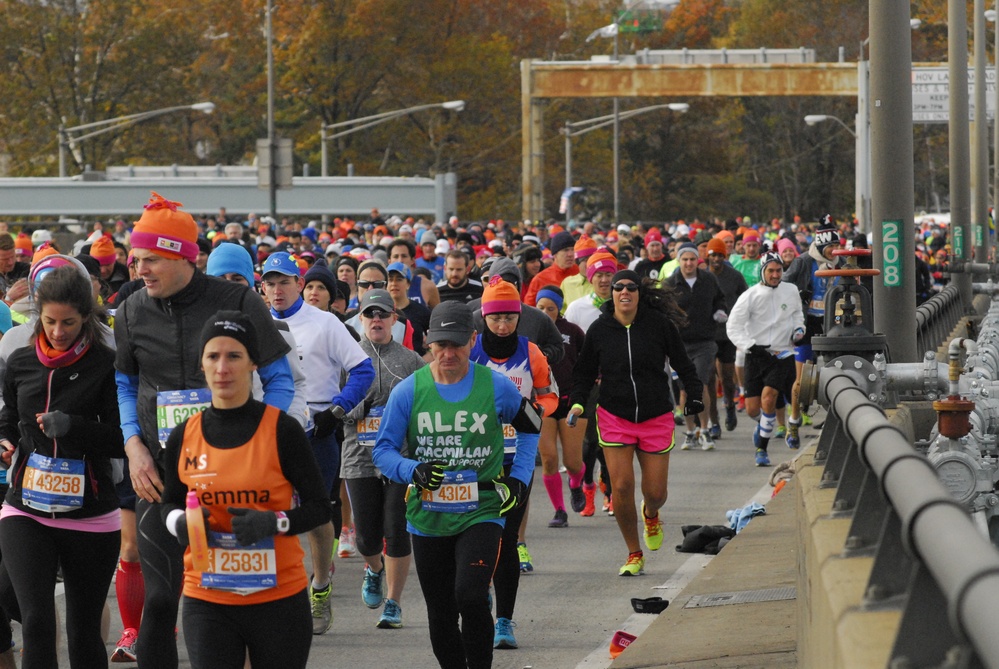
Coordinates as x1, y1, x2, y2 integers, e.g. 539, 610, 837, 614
481, 276, 522, 315
574, 234, 598, 260
89, 234, 116, 266
32, 243, 59, 265
586, 251, 618, 281
14, 233, 32, 258
130, 192, 199, 262
706, 238, 728, 257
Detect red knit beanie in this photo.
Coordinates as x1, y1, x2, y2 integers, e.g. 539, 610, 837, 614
130, 192, 198, 263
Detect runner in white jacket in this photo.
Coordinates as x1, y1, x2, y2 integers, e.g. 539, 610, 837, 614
726, 253, 804, 466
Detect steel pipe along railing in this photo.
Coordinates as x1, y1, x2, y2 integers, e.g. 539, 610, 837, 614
916, 285, 965, 355
819, 369, 999, 665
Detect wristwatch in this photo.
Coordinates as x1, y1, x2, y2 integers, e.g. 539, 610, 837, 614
331, 405, 346, 421
275, 511, 290, 535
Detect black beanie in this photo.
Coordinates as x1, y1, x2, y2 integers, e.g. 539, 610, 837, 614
199, 310, 260, 364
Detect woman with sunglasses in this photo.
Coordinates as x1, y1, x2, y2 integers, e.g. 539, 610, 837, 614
568, 270, 703, 577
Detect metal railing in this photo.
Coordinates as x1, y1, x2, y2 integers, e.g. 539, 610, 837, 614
813, 364, 999, 667
916, 284, 966, 355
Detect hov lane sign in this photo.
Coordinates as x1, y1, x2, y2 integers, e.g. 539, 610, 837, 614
912, 67, 996, 123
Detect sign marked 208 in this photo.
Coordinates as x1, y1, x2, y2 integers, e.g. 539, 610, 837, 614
882, 220, 902, 287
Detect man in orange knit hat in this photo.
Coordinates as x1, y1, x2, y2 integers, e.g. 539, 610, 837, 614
114, 192, 295, 668
13, 233, 31, 263
88, 234, 130, 298
559, 234, 598, 308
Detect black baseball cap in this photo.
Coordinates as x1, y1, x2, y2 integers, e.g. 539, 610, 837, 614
425, 301, 474, 346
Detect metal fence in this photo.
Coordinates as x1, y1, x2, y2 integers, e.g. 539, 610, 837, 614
916, 284, 966, 355
813, 365, 999, 668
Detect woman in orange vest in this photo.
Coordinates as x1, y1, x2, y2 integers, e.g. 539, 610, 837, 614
159, 311, 330, 669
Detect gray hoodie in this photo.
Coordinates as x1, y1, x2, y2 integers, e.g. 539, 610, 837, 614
340, 336, 425, 479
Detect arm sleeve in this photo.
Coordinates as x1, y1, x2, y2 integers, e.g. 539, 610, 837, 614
569, 326, 601, 409
494, 374, 536, 485
726, 291, 755, 351
115, 370, 142, 443
333, 358, 375, 414
527, 344, 559, 417
257, 357, 294, 412
372, 376, 418, 484
275, 414, 332, 535
532, 307, 565, 365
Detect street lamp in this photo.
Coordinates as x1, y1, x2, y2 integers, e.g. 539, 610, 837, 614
319, 100, 465, 176
804, 113, 869, 233
57, 102, 215, 177
563, 103, 689, 223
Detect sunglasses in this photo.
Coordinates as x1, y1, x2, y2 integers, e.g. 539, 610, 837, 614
357, 280, 387, 289
612, 282, 639, 293
362, 309, 393, 320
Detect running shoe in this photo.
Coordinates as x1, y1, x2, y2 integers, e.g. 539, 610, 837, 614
775, 425, 786, 439
619, 552, 645, 577
699, 431, 715, 451
517, 542, 534, 574
494, 617, 518, 649
725, 404, 738, 431
753, 424, 762, 450
581, 483, 596, 516
377, 599, 403, 629
362, 566, 385, 609
569, 484, 586, 513
755, 449, 771, 467
309, 582, 334, 635
111, 628, 138, 663
641, 502, 664, 551
736, 394, 746, 412
338, 526, 357, 558
602, 494, 611, 514
787, 420, 801, 449
607, 495, 614, 516
548, 509, 569, 528
680, 431, 697, 450
801, 412, 813, 426
708, 423, 721, 440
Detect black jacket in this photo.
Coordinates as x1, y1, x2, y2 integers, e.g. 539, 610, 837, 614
569, 304, 702, 423
114, 270, 290, 468
665, 268, 726, 343
0, 342, 123, 518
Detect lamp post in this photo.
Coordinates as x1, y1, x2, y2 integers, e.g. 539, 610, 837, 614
319, 100, 465, 177
803, 114, 868, 232
987, 7, 999, 260
57, 102, 215, 177
563, 103, 689, 223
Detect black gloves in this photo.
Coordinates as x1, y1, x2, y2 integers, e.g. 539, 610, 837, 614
175, 507, 211, 547
496, 477, 528, 516
227, 507, 278, 546
312, 408, 341, 440
412, 461, 446, 491
749, 344, 770, 357
39, 411, 72, 438
683, 398, 705, 417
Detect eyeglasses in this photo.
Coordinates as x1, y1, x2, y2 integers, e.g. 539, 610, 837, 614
612, 283, 639, 293
362, 309, 393, 320
484, 314, 520, 325
357, 280, 387, 289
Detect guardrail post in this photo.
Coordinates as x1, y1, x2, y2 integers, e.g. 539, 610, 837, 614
842, 468, 887, 557
818, 412, 851, 488
862, 509, 914, 607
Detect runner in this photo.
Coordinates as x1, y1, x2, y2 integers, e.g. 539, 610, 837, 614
341, 289, 425, 628
260, 251, 375, 635
568, 270, 704, 576
372, 301, 543, 669
114, 192, 295, 669
469, 278, 557, 650
0, 265, 123, 669
535, 286, 587, 522
160, 311, 330, 669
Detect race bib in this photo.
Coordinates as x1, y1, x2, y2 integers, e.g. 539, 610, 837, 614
501, 424, 517, 455
200, 532, 277, 596
356, 405, 383, 448
421, 469, 479, 513
22, 452, 84, 513
157, 389, 211, 450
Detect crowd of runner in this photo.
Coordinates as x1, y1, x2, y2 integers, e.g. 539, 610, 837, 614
0, 202, 952, 668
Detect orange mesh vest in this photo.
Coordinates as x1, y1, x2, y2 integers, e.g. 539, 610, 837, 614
178, 405, 306, 605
